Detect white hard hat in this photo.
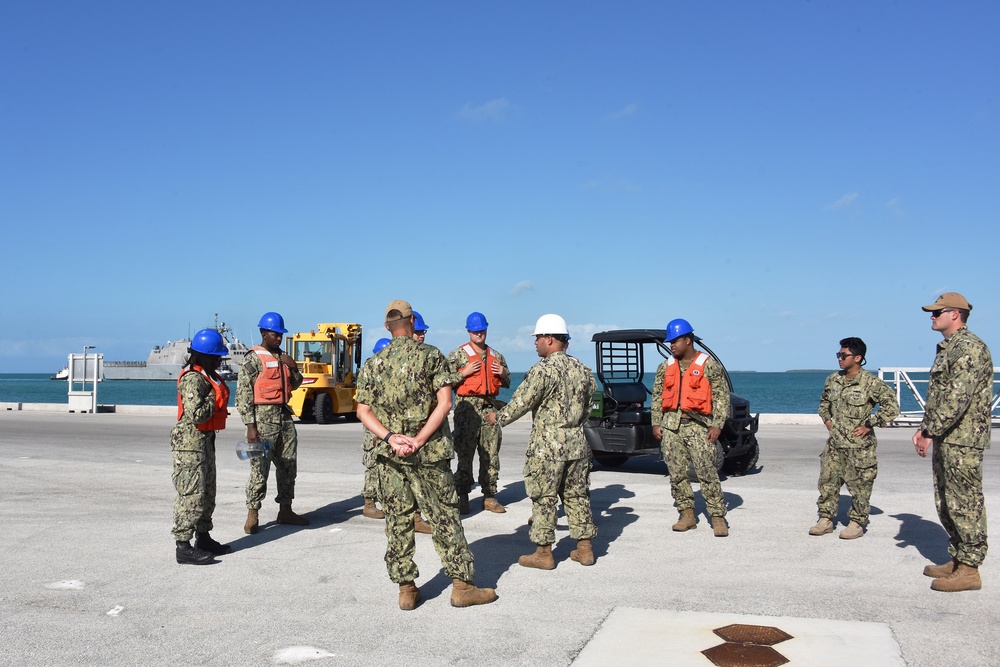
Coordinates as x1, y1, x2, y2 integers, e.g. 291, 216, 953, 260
532, 314, 569, 336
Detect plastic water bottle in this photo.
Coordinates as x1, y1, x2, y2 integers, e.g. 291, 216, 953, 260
235, 440, 265, 460
260, 440, 274, 458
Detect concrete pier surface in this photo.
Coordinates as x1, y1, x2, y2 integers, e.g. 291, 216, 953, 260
2, 409, 998, 667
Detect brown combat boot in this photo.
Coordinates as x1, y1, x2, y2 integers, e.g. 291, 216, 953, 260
276, 504, 310, 526
672, 509, 697, 532
923, 558, 957, 578
450, 579, 498, 607
931, 563, 982, 592
244, 508, 259, 535
839, 521, 864, 540
483, 496, 506, 513
414, 512, 432, 534
458, 493, 470, 515
518, 544, 555, 570
712, 516, 729, 537
362, 498, 385, 520
570, 539, 595, 566
398, 581, 421, 610
808, 517, 834, 536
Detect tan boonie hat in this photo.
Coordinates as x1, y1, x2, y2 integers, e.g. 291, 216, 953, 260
385, 299, 414, 322
922, 292, 972, 312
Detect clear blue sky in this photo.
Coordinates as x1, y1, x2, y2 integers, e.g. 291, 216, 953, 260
3, 2, 997, 374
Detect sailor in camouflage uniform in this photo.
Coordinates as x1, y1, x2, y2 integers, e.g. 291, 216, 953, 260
912, 293, 994, 592
237, 311, 309, 534
360, 338, 391, 520
356, 300, 497, 610
489, 314, 599, 569
171, 329, 233, 565
449, 312, 511, 515
811, 337, 900, 539
652, 319, 732, 537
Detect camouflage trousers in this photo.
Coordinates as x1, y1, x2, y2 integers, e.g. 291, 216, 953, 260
453, 397, 503, 496
816, 443, 878, 526
933, 441, 988, 567
661, 421, 726, 517
378, 457, 474, 584
170, 428, 217, 541
245, 417, 298, 510
524, 456, 597, 546
362, 441, 382, 502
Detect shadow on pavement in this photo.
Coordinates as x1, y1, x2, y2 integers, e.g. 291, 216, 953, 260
591, 453, 666, 477
590, 453, 766, 481
460, 480, 529, 518
830, 494, 884, 526
459, 481, 641, 588
582, 483, 638, 560
891, 512, 950, 563
688, 491, 745, 523
224, 509, 314, 553
308, 493, 368, 528
223, 495, 362, 553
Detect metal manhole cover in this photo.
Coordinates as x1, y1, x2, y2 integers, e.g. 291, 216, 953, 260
702, 643, 789, 667
701, 623, 794, 667
713, 624, 794, 646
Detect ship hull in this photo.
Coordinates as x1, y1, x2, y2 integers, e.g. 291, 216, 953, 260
101, 364, 184, 381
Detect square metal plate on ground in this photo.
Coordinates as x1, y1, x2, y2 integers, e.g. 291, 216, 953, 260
572, 608, 905, 666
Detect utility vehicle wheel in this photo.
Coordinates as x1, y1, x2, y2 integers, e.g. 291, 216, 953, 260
722, 436, 759, 476
592, 451, 629, 467
313, 392, 335, 424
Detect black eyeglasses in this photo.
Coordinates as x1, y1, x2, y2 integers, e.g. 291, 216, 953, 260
836, 352, 857, 360
930, 308, 955, 318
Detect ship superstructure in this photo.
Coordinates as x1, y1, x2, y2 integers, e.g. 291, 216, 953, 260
99, 314, 249, 381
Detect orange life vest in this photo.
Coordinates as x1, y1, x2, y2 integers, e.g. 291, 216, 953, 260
251, 346, 293, 405
176, 365, 230, 431
660, 352, 713, 416
456, 343, 502, 397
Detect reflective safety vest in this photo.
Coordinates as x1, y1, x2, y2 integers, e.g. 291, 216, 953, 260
456, 343, 502, 397
176, 365, 230, 431
661, 352, 713, 416
251, 346, 293, 405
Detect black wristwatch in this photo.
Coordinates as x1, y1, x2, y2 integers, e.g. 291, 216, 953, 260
864, 420, 872, 429
921, 429, 932, 440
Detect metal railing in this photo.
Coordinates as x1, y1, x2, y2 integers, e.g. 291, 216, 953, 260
878, 367, 1000, 426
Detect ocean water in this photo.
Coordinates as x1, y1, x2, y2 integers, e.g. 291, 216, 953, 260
0, 370, 937, 415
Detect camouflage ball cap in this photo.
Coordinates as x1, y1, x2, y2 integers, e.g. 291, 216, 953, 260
922, 292, 972, 312
385, 299, 414, 322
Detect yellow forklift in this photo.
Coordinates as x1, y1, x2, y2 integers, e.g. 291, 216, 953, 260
285, 322, 363, 423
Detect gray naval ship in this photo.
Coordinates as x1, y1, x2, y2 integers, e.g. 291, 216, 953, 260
100, 315, 249, 381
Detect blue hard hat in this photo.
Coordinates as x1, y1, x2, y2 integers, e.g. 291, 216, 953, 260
258, 311, 288, 334
191, 329, 228, 356
373, 338, 391, 353
665, 318, 694, 342
412, 311, 429, 332
466, 312, 489, 332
